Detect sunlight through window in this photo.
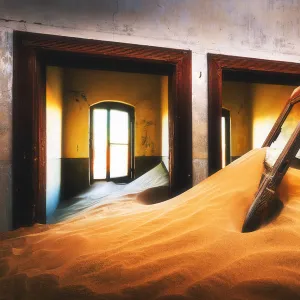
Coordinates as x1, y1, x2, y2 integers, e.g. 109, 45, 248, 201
110, 110, 129, 178
92, 105, 132, 181
110, 110, 129, 144
93, 109, 107, 179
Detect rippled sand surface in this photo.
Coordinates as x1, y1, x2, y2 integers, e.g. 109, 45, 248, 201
1, 148, 300, 300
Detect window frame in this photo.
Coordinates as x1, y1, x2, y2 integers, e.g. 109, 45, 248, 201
90, 101, 135, 183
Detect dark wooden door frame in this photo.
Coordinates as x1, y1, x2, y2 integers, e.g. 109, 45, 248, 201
13, 31, 192, 228
208, 53, 300, 176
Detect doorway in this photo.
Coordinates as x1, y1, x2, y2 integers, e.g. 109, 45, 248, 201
208, 54, 300, 175
13, 31, 192, 228
46, 67, 171, 222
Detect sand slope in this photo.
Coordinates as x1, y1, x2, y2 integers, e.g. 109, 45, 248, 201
48, 162, 169, 224
1, 148, 300, 300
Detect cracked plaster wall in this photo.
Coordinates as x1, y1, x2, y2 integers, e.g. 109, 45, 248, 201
1, 0, 300, 230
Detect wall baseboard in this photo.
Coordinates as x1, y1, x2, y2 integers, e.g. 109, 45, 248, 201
61, 158, 90, 201
135, 156, 165, 178
231, 156, 241, 162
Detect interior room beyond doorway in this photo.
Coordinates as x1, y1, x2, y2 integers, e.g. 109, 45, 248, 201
46, 66, 169, 222
222, 76, 300, 167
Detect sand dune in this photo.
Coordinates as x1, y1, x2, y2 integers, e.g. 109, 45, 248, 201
48, 162, 169, 224
1, 148, 300, 299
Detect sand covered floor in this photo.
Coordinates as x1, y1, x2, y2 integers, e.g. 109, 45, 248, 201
48, 162, 169, 224
1, 148, 300, 300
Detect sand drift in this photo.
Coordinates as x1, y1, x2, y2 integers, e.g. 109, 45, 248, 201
1, 148, 300, 299
48, 162, 169, 224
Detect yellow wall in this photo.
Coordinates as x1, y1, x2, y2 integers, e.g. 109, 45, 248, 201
251, 83, 299, 149
222, 81, 252, 157
223, 82, 299, 157
46, 66, 64, 159
161, 76, 169, 158
62, 68, 164, 158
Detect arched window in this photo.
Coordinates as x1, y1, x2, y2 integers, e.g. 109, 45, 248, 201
90, 102, 135, 182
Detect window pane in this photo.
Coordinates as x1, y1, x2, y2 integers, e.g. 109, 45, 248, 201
110, 110, 129, 144
110, 144, 128, 178
93, 109, 107, 179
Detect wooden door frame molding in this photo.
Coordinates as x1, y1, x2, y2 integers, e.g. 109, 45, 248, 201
13, 31, 192, 228
208, 53, 300, 176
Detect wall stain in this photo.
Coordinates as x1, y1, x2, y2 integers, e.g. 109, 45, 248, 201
0, 124, 9, 136
141, 120, 156, 156
122, 24, 134, 36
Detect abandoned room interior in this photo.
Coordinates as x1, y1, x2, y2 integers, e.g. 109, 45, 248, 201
1, 1, 300, 299
46, 65, 170, 223
222, 70, 300, 166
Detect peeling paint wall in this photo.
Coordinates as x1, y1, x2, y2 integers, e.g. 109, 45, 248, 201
62, 68, 163, 158
61, 68, 165, 190
1, 0, 300, 230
